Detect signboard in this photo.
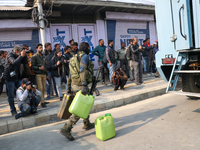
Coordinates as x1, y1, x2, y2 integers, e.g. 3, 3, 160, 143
50, 24, 71, 52
107, 20, 150, 50
78, 25, 98, 69
0, 29, 39, 52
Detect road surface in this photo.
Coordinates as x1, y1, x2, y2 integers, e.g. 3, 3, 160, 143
1, 93, 200, 150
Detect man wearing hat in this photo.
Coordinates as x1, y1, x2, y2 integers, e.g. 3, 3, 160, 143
15, 78, 41, 119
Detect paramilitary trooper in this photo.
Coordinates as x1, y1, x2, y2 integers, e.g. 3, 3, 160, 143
60, 42, 94, 141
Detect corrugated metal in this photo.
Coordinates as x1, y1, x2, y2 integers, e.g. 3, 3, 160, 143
0, 0, 26, 6
0, 6, 32, 11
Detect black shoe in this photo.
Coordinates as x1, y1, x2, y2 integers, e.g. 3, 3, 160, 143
155, 75, 160, 78
11, 111, 17, 116
41, 103, 47, 107
15, 113, 21, 119
120, 87, 125, 90
33, 111, 38, 115
60, 97, 63, 101
114, 87, 118, 91
44, 102, 50, 104
140, 81, 144, 84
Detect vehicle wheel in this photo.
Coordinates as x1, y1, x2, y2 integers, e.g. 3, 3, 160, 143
182, 73, 200, 99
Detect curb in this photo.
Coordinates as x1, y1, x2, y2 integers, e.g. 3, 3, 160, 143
0, 86, 166, 135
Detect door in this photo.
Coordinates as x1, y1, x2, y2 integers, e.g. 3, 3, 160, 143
171, 0, 193, 50
155, 0, 175, 52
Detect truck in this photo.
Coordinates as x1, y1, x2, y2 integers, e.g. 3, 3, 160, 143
155, 0, 200, 98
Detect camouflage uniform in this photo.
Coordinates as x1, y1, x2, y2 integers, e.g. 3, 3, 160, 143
60, 51, 94, 141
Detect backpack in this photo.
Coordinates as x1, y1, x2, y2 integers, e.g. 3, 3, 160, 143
69, 51, 94, 84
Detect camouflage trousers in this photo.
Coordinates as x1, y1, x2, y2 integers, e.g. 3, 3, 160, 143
66, 84, 90, 127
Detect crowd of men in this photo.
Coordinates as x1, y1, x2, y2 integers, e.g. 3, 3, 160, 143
0, 37, 159, 119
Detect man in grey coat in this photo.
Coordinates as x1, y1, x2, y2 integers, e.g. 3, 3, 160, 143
126, 38, 143, 85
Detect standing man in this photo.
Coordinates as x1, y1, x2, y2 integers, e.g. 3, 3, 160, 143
126, 38, 143, 85
69, 39, 74, 48
44, 43, 58, 99
4, 46, 26, 116
142, 38, 154, 76
54, 44, 60, 51
60, 42, 94, 141
1, 51, 8, 67
70, 42, 79, 56
117, 42, 129, 78
104, 40, 118, 82
0, 51, 4, 77
31, 44, 48, 107
92, 39, 107, 85
125, 40, 134, 81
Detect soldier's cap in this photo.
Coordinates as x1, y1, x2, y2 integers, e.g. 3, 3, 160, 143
21, 78, 31, 85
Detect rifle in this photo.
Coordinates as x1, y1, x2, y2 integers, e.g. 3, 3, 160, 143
90, 68, 101, 96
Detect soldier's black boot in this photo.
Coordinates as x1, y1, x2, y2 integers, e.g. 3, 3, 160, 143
83, 115, 94, 131
60, 123, 74, 141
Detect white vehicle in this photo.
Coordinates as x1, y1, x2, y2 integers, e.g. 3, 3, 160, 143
155, 0, 200, 98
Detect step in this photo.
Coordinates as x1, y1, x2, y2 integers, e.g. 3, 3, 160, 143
174, 70, 200, 74
168, 91, 200, 98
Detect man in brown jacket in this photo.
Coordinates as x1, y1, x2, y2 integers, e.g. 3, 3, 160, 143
111, 67, 128, 91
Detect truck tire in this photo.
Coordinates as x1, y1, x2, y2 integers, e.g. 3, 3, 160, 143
182, 74, 200, 99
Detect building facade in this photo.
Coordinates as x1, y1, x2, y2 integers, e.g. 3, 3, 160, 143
0, 0, 156, 68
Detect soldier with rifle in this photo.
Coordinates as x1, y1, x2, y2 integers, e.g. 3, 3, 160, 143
60, 42, 96, 141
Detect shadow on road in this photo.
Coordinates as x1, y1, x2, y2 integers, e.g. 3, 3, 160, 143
113, 105, 176, 138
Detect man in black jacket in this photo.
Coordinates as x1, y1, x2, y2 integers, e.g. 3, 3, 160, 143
4, 46, 26, 116
44, 43, 58, 99
126, 38, 143, 85
104, 40, 118, 81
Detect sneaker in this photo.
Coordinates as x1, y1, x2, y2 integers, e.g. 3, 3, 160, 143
147, 73, 151, 76
136, 83, 141, 85
41, 103, 47, 107
11, 111, 17, 116
46, 95, 50, 100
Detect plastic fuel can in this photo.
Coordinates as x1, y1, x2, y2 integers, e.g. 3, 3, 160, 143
95, 113, 116, 141
69, 90, 95, 119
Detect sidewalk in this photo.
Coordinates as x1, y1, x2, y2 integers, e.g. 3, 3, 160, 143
0, 75, 167, 135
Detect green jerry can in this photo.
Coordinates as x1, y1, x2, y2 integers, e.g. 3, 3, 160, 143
69, 90, 95, 119
95, 113, 116, 141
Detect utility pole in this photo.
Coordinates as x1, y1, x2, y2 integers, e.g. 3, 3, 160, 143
37, 0, 46, 50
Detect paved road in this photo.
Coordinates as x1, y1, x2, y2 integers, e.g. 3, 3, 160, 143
1, 93, 200, 150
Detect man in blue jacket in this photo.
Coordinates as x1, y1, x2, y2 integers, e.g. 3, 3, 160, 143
92, 39, 108, 85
